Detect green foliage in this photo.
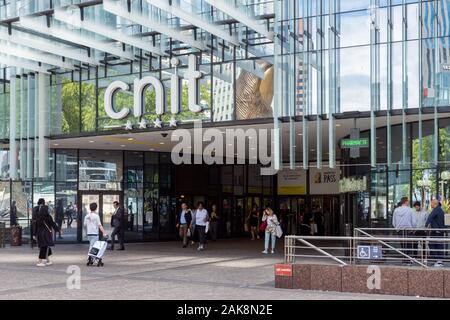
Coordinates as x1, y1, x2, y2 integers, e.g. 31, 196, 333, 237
59, 79, 212, 133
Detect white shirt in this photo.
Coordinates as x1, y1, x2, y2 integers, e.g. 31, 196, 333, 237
413, 209, 429, 229
195, 209, 208, 226
84, 212, 102, 235
180, 210, 187, 224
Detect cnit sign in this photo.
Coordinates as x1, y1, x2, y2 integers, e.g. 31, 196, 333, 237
104, 54, 203, 120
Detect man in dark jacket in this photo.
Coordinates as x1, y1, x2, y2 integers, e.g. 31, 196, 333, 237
426, 199, 446, 267
176, 203, 192, 248
109, 201, 125, 251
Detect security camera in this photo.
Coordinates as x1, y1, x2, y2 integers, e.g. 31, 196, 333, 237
161, 133, 168, 138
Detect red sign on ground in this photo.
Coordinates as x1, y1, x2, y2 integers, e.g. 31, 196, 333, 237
275, 264, 292, 277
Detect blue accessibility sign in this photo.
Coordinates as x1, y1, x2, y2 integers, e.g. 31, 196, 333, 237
357, 245, 383, 260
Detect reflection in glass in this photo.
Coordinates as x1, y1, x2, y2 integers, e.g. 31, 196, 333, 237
55, 182, 78, 242
79, 150, 123, 190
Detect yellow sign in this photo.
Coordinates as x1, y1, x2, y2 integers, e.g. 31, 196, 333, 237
277, 185, 306, 195
277, 169, 307, 195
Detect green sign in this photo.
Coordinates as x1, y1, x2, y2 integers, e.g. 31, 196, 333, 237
341, 138, 369, 148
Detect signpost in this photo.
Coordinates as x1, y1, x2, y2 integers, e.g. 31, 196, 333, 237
341, 138, 369, 148
357, 245, 383, 260
275, 264, 293, 277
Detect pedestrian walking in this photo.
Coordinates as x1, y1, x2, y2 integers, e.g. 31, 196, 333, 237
192, 202, 209, 251
34, 200, 60, 267
109, 201, 125, 251
65, 202, 74, 228
176, 202, 192, 248
209, 204, 220, 241
247, 204, 260, 240
83, 202, 107, 265
426, 199, 446, 267
55, 199, 64, 239
261, 207, 279, 254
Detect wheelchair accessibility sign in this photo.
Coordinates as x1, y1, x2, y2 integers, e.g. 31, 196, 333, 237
357, 245, 383, 260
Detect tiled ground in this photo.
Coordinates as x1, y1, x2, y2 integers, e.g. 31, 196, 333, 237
0, 239, 434, 300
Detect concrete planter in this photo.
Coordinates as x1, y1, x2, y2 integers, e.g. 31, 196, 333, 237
274, 263, 450, 298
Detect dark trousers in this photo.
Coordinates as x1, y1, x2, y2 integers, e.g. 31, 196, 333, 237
39, 246, 52, 260
196, 225, 207, 245
396, 230, 413, 262
210, 221, 218, 241
429, 231, 445, 261
56, 221, 63, 237
66, 213, 73, 227
110, 227, 124, 249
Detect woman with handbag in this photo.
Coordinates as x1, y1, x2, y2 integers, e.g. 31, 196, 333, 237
261, 207, 279, 254
35, 200, 60, 267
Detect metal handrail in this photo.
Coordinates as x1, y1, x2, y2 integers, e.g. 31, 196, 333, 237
285, 235, 450, 268
355, 228, 427, 267
286, 235, 450, 242
297, 238, 348, 266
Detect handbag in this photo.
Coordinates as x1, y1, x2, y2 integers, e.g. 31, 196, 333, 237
275, 225, 283, 238
187, 228, 191, 237
259, 221, 267, 232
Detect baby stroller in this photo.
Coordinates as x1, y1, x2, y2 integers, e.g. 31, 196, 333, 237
87, 236, 108, 267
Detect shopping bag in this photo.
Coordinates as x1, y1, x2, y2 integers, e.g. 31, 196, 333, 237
275, 225, 283, 238
205, 221, 210, 233
311, 223, 318, 234
187, 228, 191, 237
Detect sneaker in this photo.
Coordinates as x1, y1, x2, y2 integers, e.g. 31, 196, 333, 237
262, 250, 268, 254
271, 250, 275, 254
45, 261, 53, 266
36, 262, 46, 267
197, 246, 202, 251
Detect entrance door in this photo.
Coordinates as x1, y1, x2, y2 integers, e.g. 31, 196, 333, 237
78, 192, 121, 242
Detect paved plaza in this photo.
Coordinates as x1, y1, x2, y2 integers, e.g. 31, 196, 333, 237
0, 239, 438, 300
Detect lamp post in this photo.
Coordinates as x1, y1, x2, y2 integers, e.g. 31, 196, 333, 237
440, 171, 450, 200
417, 178, 432, 208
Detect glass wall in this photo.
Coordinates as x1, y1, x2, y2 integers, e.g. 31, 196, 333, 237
78, 150, 123, 191
124, 151, 144, 241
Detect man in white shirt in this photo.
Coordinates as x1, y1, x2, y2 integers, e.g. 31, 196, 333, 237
411, 201, 429, 260
412, 201, 429, 230
84, 203, 107, 258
